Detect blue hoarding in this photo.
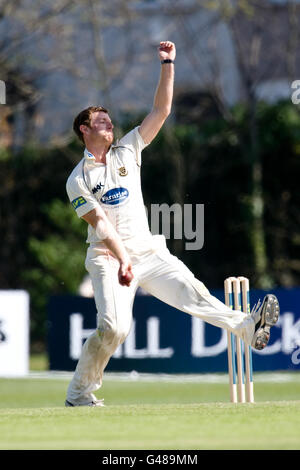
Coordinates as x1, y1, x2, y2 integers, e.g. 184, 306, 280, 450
47, 287, 300, 373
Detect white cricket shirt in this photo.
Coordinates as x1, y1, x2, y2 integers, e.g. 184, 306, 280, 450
66, 127, 154, 256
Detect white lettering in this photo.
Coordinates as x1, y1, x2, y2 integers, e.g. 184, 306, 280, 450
254, 312, 300, 356
282, 313, 300, 354
149, 203, 204, 251
147, 317, 174, 358
150, 203, 182, 239
102, 455, 136, 467
191, 316, 227, 357
69, 313, 94, 360
114, 318, 174, 359
124, 320, 148, 358
70, 311, 300, 366
292, 347, 300, 365
0, 80, 5, 104
184, 204, 204, 251
291, 80, 300, 104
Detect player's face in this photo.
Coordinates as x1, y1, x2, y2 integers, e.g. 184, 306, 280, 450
89, 111, 114, 144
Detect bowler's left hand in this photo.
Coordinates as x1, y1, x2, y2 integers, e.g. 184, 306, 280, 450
158, 41, 176, 62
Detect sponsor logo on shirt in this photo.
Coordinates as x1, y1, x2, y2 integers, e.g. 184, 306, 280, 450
92, 182, 104, 194
100, 187, 129, 206
71, 196, 87, 209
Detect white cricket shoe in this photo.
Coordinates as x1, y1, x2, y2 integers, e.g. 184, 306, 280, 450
251, 294, 280, 350
65, 394, 105, 407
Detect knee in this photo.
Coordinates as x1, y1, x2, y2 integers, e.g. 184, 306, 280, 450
117, 326, 130, 346
97, 318, 125, 346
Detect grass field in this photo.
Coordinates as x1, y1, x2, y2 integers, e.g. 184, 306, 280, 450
0, 359, 300, 450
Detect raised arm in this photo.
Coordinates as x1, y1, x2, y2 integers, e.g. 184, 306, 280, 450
139, 41, 176, 145
82, 207, 133, 286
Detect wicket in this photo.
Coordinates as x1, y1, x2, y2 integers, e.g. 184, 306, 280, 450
224, 276, 254, 403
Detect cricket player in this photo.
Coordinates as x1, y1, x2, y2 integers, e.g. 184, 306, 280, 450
65, 41, 280, 406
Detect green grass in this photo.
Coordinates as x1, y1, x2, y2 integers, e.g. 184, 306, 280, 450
0, 372, 300, 450
1, 402, 299, 450
29, 353, 49, 371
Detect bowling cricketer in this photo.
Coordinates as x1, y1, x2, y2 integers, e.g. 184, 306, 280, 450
65, 41, 279, 406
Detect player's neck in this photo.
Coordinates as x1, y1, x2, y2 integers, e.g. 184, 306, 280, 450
85, 142, 111, 164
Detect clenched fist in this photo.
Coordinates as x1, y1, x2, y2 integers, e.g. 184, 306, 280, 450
158, 41, 176, 62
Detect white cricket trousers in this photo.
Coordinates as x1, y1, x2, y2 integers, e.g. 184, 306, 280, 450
66, 237, 255, 404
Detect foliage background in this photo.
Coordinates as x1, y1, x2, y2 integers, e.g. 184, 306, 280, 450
1, 1, 300, 350
0, 100, 299, 348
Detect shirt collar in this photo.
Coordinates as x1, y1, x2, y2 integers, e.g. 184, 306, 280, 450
84, 148, 96, 161
84, 146, 115, 162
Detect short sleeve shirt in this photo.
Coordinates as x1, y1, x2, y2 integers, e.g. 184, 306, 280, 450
66, 126, 152, 246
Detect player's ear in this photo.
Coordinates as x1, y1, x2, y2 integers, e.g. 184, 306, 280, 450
79, 124, 90, 137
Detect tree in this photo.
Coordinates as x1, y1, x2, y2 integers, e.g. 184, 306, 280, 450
173, 0, 300, 287
0, 0, 137, 146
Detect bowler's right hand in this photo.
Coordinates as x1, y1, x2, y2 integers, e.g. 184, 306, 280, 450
118, 261, 134, 287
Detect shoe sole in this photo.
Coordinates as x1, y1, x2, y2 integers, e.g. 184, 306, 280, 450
65, 400, 75, 407
65, 399, 105, 407
252, 294, 280, 350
